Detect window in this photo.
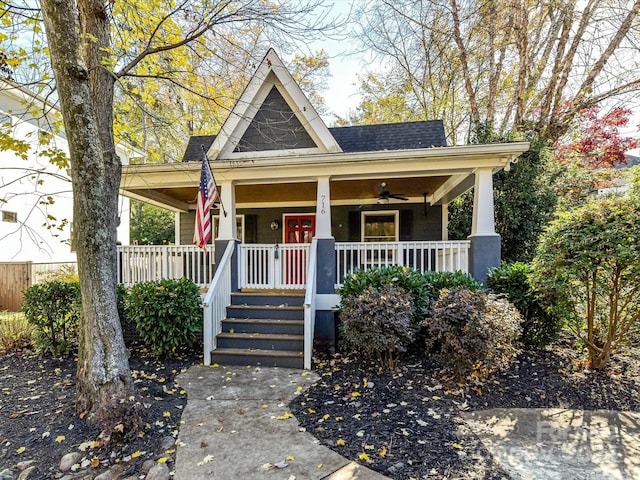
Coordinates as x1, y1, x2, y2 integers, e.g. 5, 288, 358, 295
1, 211, 18, 223
214, 215, 244, 242
362, 211, 398, 242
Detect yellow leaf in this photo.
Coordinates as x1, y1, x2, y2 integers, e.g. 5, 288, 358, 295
163, 411, 171, 417
336, 438, 346, 446
158, 377, 165, 383
90, 457, 100, 468
131, 451, 142, 458
158, 457, 168, 463
452, 443, 463, 449
307, 408, 316, 414
16, 446, 26, 454
351, 392, 361, 397
379, 446, 388, 457
55, 435, 65, 443
261, 404, 268, 409
358, 452, 370, 461
318, 463, 323, 468
286, 455, 295, 461
432, 395, 442, 400
114, 423, 125, 433
322, 414, 330, 420
180, 390, 187, 395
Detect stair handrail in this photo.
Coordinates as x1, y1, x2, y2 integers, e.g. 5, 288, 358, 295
202, 240, 235, 366
303, 238, 318, 370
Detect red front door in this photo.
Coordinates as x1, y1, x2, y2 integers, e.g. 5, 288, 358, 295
284, 215, 315, 244
284, 215, 315, 285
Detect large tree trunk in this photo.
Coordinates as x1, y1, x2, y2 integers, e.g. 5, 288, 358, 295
40, 0, 134, 426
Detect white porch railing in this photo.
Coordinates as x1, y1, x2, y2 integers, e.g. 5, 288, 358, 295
117, 245, 215, 287
202, 240, 235, 366
335, 241, 470, 287
303, 239, 318, 370
238, 244, 310, 290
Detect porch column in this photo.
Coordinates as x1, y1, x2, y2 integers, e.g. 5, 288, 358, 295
442, 203, 449, 241
314, 176, 338, 349
468, 168, 500, 282
214, 180, 239, 291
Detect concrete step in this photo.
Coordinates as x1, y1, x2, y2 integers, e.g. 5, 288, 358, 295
231, 292, 305, 307
209, 348, 304, 368
222, 318, 304, 335
226, 304, 304, 320
216, 332, 304, 351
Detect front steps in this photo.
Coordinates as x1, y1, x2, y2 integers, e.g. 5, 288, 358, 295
209, 292, 305, 368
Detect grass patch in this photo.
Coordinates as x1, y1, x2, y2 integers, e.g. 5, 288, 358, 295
0, 312, 35, 354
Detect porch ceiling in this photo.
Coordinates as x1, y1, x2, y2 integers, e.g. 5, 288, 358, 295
126, 176, 451, 211
120, 142, 530, 211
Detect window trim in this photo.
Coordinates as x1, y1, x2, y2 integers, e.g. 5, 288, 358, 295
361, 210, 399, 242
213, 214, 245, 242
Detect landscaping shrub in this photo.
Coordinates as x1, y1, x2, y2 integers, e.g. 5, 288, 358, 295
22, 280, 81, 355
487, 262, 562, 348
532, 194, 640, 370
424, 289, 521, 379
339, 266, 428, 326
339, 284, 415, 370
0, 313, 35, 353
422, 270, 482, 308
127, 277, 202, 355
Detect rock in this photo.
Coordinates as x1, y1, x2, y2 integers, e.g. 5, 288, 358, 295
146, 463, 170, 480
0, 468, 14, 480
59, 452, 82, 473
17, 467, 37, 480
14, 462, 35, 472
159, 436, 175, 450
120, 477, 139, 480
141, 460, 156, 473
93, 465, 124, 480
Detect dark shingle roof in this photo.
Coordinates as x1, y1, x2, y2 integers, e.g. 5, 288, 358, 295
329, 120, 447, 152
181, 120, 447, 161
182, 135, 217, 162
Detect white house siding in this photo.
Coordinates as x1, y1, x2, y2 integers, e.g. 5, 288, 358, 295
1, 83, 132, 262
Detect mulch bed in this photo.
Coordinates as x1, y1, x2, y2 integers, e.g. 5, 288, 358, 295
0, 345, 198, 480
2, 339, 640, 480
290, 339, 640, 480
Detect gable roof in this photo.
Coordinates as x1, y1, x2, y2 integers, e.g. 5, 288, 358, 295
206, 49, 341, 159
182, 120, 447, 161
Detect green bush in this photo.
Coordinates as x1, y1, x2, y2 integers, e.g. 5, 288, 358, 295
532, 194, 640, 370
339, 266, 428, 326
22, 280, 81, 355
127, 278, 202, 355
339, 285, 415, 370
487, 262, 562, 348
424, 289, 521, 379
422, 271, 482, 307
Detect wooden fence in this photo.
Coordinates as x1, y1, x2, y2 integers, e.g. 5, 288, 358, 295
0, 261, 77, 312
0, 262, 32, 312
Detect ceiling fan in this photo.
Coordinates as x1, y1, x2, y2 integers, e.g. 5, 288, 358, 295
377, 182, 409, 203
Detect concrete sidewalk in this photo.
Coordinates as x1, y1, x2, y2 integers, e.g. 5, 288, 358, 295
462, 408, 640, 480
174, 365, 640, 480
174, 365, 389, 480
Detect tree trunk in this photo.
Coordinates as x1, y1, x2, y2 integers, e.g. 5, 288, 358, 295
40, 0, 134, 426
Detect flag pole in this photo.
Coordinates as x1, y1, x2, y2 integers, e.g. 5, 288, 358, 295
201, 144, 227, 218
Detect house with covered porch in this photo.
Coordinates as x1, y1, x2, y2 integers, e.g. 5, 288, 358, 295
118, 49, 529, 369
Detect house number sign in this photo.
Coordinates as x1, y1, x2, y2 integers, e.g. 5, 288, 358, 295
320, 194, 326, 214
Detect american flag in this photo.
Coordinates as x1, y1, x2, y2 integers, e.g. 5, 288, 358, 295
193, 156, 218, 252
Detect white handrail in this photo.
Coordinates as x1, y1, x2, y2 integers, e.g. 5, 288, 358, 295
335, 240, 471, 287
202, 241, 235, 366
117, 245, 215, 287
303, 239, 318, 370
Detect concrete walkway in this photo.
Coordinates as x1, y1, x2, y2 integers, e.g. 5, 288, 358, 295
462, 408, 640, 480
174, 365, 389, 480
175, 365, 640, 480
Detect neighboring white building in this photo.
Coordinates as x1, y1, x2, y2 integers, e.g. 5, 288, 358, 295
0, 79, 137, 262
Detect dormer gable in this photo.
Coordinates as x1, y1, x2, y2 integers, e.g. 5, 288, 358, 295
207, 48, 342, 160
